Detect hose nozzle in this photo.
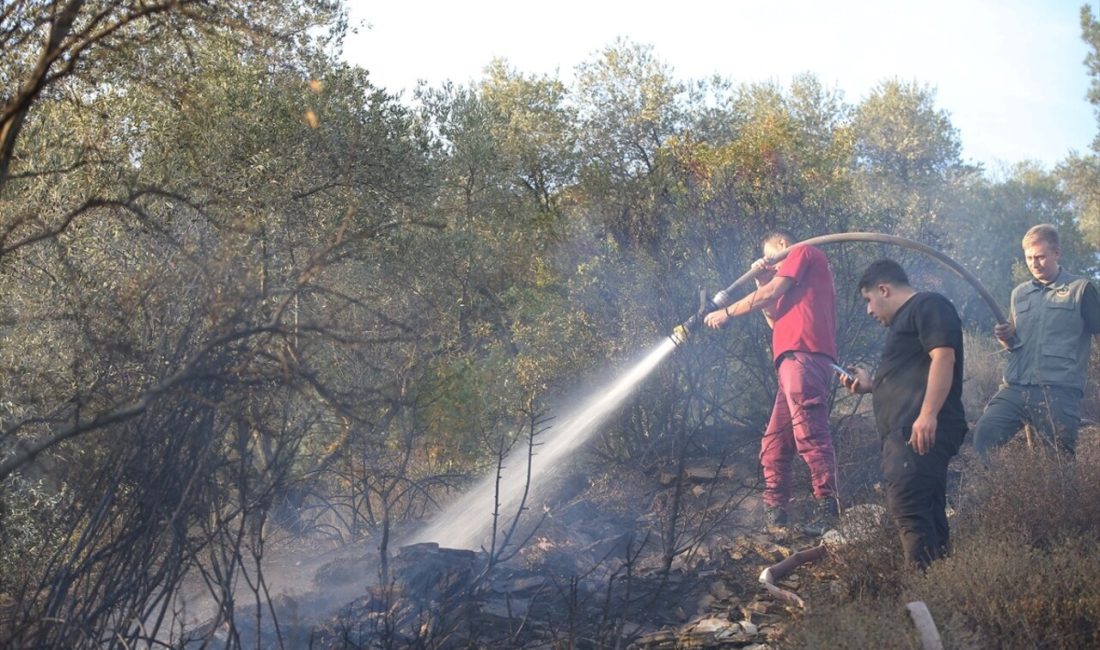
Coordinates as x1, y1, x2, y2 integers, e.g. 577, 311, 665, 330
669, 288, 724, 346
670, 321, 693, 346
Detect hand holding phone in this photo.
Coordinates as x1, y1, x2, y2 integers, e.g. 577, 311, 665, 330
830, 363, 854, 382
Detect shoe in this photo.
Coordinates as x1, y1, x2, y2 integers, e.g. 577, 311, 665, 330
764, 506, 789, 527
802, 497, 839, 536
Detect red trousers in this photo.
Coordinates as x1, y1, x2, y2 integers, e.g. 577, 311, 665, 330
760, 351, 838, 508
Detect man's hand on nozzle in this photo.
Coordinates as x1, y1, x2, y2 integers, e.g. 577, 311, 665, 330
993, 321, 1015, 345
703, 307, 730, 329
839, 366, 873, 394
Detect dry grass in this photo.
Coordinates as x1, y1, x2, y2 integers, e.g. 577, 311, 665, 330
961, 327, 1007, 418
783, 600, 923, 650
915, 537, 1100, 649
957, 428, 1100, 546
832, 412, 884, 508
787, 427, 1100, 649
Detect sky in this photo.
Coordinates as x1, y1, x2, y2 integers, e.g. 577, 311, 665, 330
342, 0, 1099, 171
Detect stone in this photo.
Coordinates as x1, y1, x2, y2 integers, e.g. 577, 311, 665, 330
558, 500, 599, 525
708, 579, 733, 600
690, 616, 733, 633
491, 575, 547, 596
657, 464, 736, 486
480, 597, 529, 619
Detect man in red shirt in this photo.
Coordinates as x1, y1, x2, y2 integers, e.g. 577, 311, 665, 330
704, 231, 839, 533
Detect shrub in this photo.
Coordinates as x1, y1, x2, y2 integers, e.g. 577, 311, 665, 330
827, 504, 909, 603
961, 327, 1005, 418
783, 600, 922, 650
0, 476, 70, 594
831, 412, 883, 510
916, 538, 1100, 649
957, 431, 1100, 547
787, 428, 1100, 648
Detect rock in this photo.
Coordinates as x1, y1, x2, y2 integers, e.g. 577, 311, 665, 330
480, 597, 529, 618
741, 599, 778, 624
582, 531, 634, 561
558, 500, 599, 525
708, 579, 734, 600
657, 464, 736, 486
739, 537, 791, 563
312, 555, 368, 588
491, 574, 547, 596
393, 543, 478, 602
690, 615, 733, 633
635, 629, 676, 646
832, 503, 889, 544
777, 574, 800, 588
714, 627, 754, 642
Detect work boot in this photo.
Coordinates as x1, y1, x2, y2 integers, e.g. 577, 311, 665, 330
802, 497, 839, 536
764, 506, 789, 528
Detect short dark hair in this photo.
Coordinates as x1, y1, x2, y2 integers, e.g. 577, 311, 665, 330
762, 230, 796, 247
858, 259, 910, 292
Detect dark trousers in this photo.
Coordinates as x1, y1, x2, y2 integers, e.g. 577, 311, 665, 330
972, 384, 1081, 457
881, 428, 962, 569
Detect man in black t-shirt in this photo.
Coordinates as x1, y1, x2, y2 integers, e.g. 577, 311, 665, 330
839, 260, 967, 569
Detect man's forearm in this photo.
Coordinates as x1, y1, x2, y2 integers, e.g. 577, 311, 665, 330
726, 291, 779, 318
919, 348, 954, 419
726, 275, 791, 318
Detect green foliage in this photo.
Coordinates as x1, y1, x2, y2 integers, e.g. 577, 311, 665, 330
1059, 154, 1100, 253
1082, 4, 1100, 150
0, 476, 70, 594
3, 7, 1100, 643
946, 162, 1089, 323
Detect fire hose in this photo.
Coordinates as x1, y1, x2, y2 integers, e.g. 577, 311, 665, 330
671, 232, 974, 648
670, 231, 1007, 345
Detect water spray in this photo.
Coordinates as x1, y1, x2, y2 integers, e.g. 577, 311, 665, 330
669, 231, 1007, 345
412, 231, 1005, 551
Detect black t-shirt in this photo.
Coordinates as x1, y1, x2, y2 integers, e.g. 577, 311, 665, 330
1084, 281, 1100, 334
872, 292, 967, 440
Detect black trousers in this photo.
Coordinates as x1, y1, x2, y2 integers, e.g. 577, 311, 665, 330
881, 427, 963, 569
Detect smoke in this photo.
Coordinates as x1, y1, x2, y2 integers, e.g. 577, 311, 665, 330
406, 337, 678, 550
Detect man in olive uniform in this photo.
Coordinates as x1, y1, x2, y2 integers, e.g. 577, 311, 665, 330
973, 224, 1100, 457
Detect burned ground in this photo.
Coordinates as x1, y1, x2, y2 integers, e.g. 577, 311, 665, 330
169, 413, 886, 648
174, 420, 1100, 649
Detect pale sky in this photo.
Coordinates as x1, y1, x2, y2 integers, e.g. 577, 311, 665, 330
343, 0, 1098, 170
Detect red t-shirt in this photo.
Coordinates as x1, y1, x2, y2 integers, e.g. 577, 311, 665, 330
770, 244, 837, 363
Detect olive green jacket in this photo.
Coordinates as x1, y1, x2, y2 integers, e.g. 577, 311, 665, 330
1004, 269, 1097, 391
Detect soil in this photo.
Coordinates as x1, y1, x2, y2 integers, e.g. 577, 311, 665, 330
181, 416, 891, 648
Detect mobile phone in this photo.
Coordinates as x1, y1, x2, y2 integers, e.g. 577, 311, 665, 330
830, 363, 855, 382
